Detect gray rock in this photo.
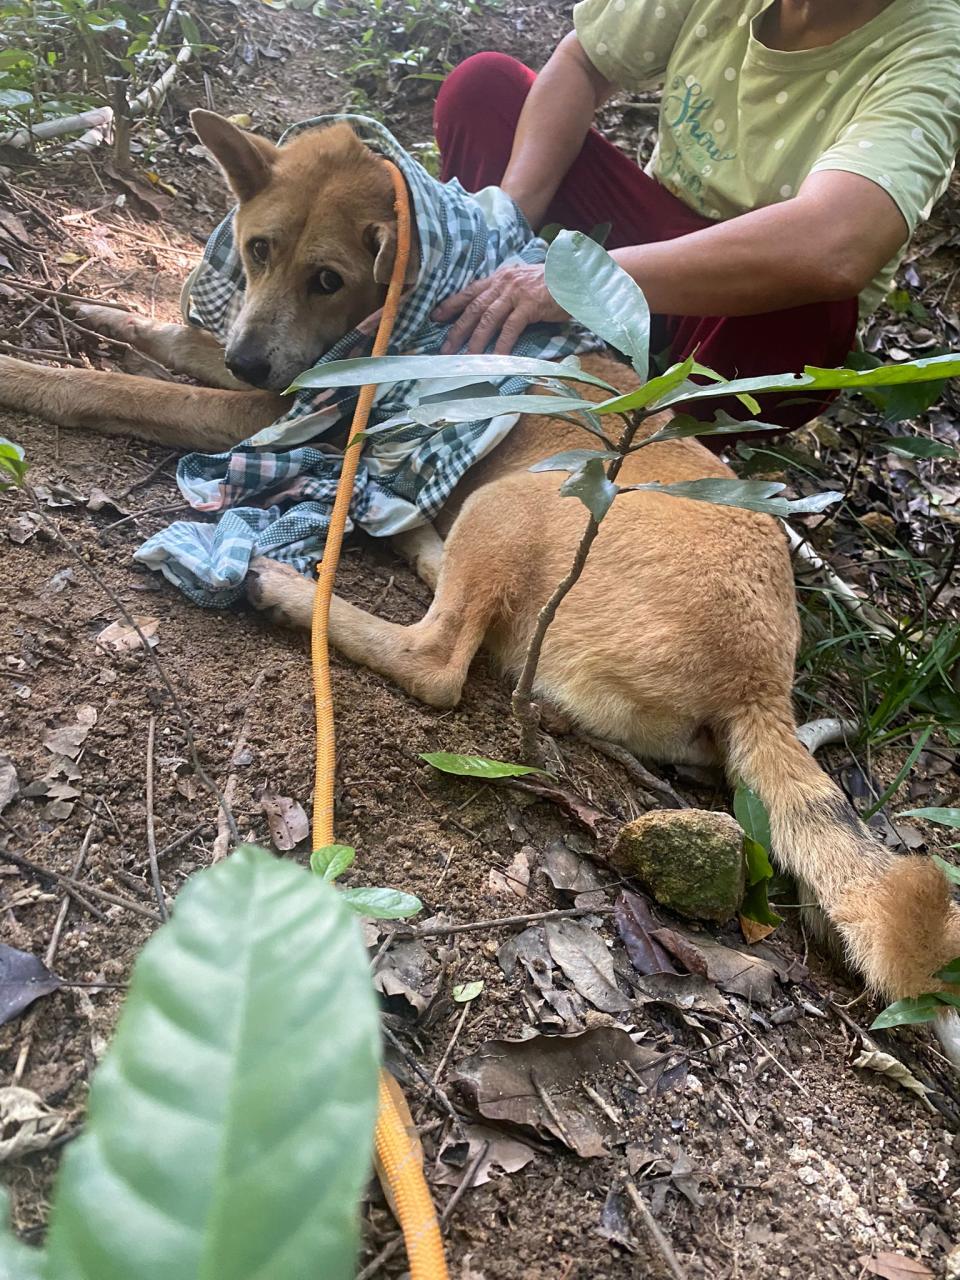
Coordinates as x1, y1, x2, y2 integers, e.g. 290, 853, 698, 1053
610, 809, 745, 923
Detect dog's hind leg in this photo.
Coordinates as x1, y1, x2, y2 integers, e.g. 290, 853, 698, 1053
392, 525, 445, 590
248, 553, 494, 709
0, 355, 285, 450
74, 305, 246, 390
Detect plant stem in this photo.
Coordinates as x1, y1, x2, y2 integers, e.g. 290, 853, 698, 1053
511, 412, 644, 763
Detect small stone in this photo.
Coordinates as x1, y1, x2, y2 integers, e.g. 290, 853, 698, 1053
609, 809, 745, 923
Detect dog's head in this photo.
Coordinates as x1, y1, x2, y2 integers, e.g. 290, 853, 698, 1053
191, 110, 413, 390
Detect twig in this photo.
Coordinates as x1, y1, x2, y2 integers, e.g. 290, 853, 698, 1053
1, 278, 129, 311
0, 847, 162, 923
381, 1026, 462, 1130
512, 411, 644, 763
625, 1181, 687, 1280
440, 1138, 489, 1223
795, 718, 860, 755
99, 503, 189, 539
145, 716, 167, 919
13, 802, 103, 1084
0, 342, 86, 367
530, 1069, 573, 1147
120, 450, 179, 499
26, 492, 238, 845
211, 672, 266, 862
157, 822, 207, 861
398, 905, 612, 941
578, 734, 686, 808
432, 998, 471, 1085
732, 1016, 809, 1096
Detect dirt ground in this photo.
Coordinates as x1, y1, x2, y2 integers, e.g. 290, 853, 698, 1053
1, 2, 959, 1278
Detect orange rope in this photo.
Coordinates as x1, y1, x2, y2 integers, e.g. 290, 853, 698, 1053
310, 161, 448, 1280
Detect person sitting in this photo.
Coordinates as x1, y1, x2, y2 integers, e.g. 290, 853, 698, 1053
431, 0, 960, 429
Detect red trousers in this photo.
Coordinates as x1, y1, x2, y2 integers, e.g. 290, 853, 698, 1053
434, 53, 860, 434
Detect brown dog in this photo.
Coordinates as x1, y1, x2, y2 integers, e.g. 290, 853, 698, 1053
1, 111, 958, 1058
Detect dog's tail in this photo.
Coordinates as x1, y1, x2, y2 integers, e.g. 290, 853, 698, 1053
718, 700, 960, 1006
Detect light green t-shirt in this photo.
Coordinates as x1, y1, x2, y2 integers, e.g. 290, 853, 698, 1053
573, 0, 960, 314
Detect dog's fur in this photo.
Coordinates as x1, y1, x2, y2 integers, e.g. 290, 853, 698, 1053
2, 112, 958, 1040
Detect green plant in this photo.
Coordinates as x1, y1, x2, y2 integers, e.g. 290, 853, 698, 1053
310, 842, 424, 918
872, 810, 960, 1030
0, 846, 382, 1279
292, 229, 960, 763
0, 438, 27, 489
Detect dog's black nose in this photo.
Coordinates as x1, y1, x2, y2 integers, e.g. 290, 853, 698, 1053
225, 347, 272, 388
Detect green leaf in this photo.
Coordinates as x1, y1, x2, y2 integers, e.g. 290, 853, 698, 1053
544, 230, 651, 379
900, 807, 960, 829
883, 436, 958, 460
649, 351, 960, 412
936, 956, 960, 983
742, 836, 774, 888
529, 448, 619, 474
741, 879, 783, 928
734, 785, 772, 852
339, 886, 423, 919
0, 1191, 43, 1280
177, 10, 202, 47
0, 439, 27, 490
932, 855, 960, 887
870, 994, 944, 1030
452, 981, 484, 1002
420, 751, 550, 779
310, 844, 356, 882
44, 845, 381, 1280
559, 456, 618, 522
621, 478, 843, 518
288, 353, 617, 394
0, 87, 32, 107
643, 411, 785, 446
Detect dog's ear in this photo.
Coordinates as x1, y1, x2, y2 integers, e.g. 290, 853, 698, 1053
190, 109, 279, 203
365, 221, 417, 288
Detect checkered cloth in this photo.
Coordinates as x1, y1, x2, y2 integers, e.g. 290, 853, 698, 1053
134, 115, 600, 606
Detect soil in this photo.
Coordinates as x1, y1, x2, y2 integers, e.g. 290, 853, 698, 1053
1, 3, 959, 1278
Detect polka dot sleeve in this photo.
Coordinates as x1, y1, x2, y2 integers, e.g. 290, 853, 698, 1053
573, 0, 698, 88
808, 50, 960, 235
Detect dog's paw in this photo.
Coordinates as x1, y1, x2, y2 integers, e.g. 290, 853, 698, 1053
73, 303, 140, 341
246, 556, 311, 628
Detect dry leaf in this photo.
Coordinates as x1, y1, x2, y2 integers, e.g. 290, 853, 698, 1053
0, 755, 18, 812
373, 939, 440, 1016
259, 789, 309, 851
614, 891, 678, 976
857, 1252, 934, 1280
96, 616, 160, 652
542, 840, 604, 894
0, 1087, 66, 1162
545, 919, 631, 1014
739, 915, 777, 944
7, 513, 40, 544
435, 1124, 536, 1187
853, 1050, 935, 1112
0, 944, 62, 1026
488, 847, 531, 898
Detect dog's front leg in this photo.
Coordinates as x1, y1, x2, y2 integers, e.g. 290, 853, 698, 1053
0, 355, 284, 450
74, 305, 246, 390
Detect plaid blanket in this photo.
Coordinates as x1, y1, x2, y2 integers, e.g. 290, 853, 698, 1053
134, 115, 600, 606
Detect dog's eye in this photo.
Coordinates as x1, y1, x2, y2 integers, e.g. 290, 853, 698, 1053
248, 238, 269, 265
309, 268, 343, 295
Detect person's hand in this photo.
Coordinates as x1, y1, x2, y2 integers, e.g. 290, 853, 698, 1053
432, 261, 569, 355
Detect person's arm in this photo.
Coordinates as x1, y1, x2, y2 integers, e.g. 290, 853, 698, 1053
612, 169, 908, 316
435, 169, 908, 354
499, 32, 614, 227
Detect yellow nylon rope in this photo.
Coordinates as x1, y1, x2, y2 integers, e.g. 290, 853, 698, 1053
310, 160, 448, 1280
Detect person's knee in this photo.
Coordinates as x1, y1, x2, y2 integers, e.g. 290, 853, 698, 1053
435, 52, 531, 129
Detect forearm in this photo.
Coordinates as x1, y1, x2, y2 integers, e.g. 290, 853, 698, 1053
611, 182, 904, 317
501, 33, 612, 227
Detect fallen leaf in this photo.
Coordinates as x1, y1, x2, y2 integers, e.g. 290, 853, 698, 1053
86, 487, 130, 516
33, 482, 85, 508
739, 915, 777, 944
374, 939, 440, 1016
498, 927, 584, 1030
103, 159, 171, 220
668, 1150, 704, 1207
0, 755, 18, 812
597, 1188, 636, 1251
259, 789, 309, 851
0, 944, 62, 1026
545, 919, 631, 1014
43, 710, 94, 760
853, 1050, 935, 1112
649, 926, 710, 977
453, 981, 484, 1003
653, 929, 780, 1005
453, 1028, 666, 1157
509, 776, 605, 834
45, 568, 76, 594
614, 891, 678, 976
542, 840, 604, 894
435, 1124, 536, 1187
6, 513, 40, 544
0, 1087, 67, 1162
488, 847, 531, 898
634, 972, 728, 1015
857, 1252, 934, 1280
96, 616, 159, 652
